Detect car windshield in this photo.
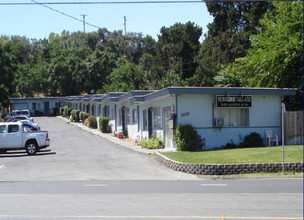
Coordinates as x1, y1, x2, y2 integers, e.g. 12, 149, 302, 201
22, 110, 29, 115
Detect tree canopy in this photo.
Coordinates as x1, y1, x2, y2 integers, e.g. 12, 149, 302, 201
0, 1, 302, 110
216, 1, 303, 110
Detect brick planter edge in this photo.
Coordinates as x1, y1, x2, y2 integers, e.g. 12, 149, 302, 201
153, 152, 303, 175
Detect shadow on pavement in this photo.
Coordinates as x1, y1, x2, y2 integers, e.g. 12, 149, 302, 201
0, 149, 56, 158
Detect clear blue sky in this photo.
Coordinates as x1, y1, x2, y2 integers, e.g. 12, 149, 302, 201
0, 0, 213, 41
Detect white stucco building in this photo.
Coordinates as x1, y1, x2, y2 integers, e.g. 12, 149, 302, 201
10, 87, 296, 150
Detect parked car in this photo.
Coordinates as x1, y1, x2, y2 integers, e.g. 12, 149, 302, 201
6, 115, 34, 123
21, 109, 30, 117
0, 122, 50, 155
4, 110, 22, 121
4, 110, 30, 121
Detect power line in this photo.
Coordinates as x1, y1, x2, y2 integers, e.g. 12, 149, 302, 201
1, 1, 205, 6
30, 0, 102, 30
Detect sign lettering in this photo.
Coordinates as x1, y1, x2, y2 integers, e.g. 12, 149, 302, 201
216, 95, 251, 108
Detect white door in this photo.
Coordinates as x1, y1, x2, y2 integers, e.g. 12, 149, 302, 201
163, 108, 171, 149
6, 125, 22, 148
0, 125, 7, 148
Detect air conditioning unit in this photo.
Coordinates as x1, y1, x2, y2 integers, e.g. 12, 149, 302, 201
215, 118, 224, 127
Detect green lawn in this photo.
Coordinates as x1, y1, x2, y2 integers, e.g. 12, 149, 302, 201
162, 145, 303, 164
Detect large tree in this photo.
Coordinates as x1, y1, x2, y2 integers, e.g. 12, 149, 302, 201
0, 44, 15, 108
155, 22, 202, 87
217, 1, 303, 110
194, 1, 272, 87
103, 57, 148, 93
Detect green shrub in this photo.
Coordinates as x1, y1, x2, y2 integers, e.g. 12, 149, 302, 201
79, 111, 89, 122
62, 106, 72, 118
70, 110, 76, 122
223, 140, 238, 149
60, 107, 64, 116
70, 110, 80, 122
239, 132, 265, 148
175, 124, 198, 151
99, 117, 110, 133
139, 136, 162, 149
87, 115, 97, 129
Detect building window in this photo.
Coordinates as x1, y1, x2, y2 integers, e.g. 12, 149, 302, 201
32, 103, 40, 110
132, 109, 137, 124
153, 106, 161, 129
143, 109, 148, 130
214, 105, 248, 127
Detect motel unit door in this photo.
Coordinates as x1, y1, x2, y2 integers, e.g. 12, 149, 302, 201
163, 107, 171, 149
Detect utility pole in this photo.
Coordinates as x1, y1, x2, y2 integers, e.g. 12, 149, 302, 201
81, 14, 87, 33
124, 16, 127, 35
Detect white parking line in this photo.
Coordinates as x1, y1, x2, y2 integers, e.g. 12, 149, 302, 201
0, 165, 6, 169
83, 184, 109, 187
201, 184, 227, 186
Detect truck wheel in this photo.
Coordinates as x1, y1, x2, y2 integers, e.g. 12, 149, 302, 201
26, 141, 38, 155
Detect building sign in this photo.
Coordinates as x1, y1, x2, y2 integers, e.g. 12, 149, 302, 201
216, 95, 252, 108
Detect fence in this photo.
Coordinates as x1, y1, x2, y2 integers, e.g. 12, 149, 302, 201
284, 111, 303, 145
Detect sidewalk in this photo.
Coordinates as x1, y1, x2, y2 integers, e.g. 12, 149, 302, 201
57, 116, 167, 155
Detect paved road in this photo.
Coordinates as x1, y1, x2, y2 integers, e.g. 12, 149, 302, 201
0, 117, 197, 181
0, 117, 302, 219
0, 179, 302, 219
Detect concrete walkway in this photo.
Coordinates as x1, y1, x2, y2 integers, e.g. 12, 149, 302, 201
57, 116, 168, 155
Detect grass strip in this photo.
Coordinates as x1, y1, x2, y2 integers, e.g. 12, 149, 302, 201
161, 145, 303, 164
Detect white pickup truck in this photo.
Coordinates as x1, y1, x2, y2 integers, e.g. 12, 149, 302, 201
0, 122, 50, 155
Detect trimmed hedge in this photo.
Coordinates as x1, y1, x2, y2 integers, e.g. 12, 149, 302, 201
71, 110, 81, 122
79, 111, 89, 122
87, 115, 97, 129
99, 117, 110, 133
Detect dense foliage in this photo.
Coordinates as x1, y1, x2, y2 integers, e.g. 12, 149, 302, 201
175, 124, 198, 151
239, 132, 265, 148
139, 136, 163, 150
99, 117, 110, 133
0, 1, 302, 110
216, 1, 303, 110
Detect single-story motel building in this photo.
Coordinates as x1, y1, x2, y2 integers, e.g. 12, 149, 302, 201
10, 87, 296, 150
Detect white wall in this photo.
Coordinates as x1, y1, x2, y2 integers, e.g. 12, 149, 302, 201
177, 94, 282, 149
177, 94, 214, 127
138, 96, 175, 148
